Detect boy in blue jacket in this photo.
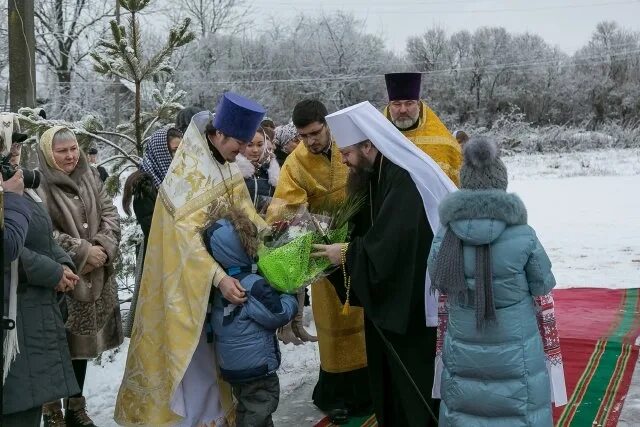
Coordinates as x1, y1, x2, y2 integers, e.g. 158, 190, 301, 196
204, 210, 298, 427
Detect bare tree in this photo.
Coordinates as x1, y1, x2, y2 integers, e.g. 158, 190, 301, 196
0, 5, 7, 73
34, 0, 114, 94
574, 21, 640, 126
173, 0, 249, 38
406, 27, 450, 72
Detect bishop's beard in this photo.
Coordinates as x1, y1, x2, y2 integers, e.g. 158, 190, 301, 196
347, 167, 372, 197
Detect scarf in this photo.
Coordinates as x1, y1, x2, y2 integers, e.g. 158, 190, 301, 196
39, 126, 72, 173
432, 228, 496, 330
273, 123, 297, 148
141, 128, 173, 188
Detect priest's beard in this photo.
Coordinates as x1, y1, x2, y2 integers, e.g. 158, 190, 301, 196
392, 111, 420, 130
347, 165, 373, 197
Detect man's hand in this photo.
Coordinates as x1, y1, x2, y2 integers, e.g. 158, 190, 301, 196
87, 245, 108, 267
219, 275, 247, 305
311, 243, 344, 266
1, 170, 24, 195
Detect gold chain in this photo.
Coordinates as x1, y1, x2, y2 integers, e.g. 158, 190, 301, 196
340, 243, 351, 315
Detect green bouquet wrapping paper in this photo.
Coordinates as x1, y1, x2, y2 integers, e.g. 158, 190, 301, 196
257, 225, 348, 294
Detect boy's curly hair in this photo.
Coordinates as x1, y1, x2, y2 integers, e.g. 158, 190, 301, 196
203, 205, 259, 259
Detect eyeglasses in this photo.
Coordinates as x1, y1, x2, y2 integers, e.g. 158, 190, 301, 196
298, 123, 325, 140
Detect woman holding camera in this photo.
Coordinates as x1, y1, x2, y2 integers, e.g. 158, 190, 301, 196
36, 126, 123, 427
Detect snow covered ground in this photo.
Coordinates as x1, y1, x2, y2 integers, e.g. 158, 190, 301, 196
81, 148, 640, 426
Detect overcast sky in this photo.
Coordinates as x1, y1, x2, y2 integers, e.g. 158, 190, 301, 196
251, 0, 640, 54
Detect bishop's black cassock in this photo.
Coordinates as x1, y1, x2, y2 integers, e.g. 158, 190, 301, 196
340, 152, 439, 426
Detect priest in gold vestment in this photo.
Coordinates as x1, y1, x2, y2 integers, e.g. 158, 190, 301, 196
267, 100, 371, 421
383, 72, 462, 186
114, 93, 267, 427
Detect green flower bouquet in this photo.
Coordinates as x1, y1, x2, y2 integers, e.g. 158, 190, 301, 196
257, 195, 365, 294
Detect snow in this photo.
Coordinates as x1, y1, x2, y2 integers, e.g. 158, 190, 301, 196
83, 311, 321, 426
505, 148, 640, 180
79, 148, 640, 426
510, 175, 640, 289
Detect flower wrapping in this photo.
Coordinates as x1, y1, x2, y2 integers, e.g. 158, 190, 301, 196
257, 225, 348, 294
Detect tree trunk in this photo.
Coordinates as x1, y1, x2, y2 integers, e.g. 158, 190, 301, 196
8, 0, 36, 111
114, 0, 121, 124
56, 68, 72, 96
131, 10, 143, 156
135, 80, 142, 156
474, 73, 482, 125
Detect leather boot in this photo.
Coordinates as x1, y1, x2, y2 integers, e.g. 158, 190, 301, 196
277, 322, 303, 345
65, 396, 97, 427
291, 288, 318, 342
43, 400, 66, 426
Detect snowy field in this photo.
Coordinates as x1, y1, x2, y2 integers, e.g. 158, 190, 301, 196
82, 148, 640, 426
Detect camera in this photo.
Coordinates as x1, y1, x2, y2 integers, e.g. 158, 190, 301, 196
1, 131, 41, 189
1, 140, 41, 190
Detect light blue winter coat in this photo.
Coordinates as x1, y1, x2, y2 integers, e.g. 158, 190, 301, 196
428, 189, 556, 427
205, 219, 298, 384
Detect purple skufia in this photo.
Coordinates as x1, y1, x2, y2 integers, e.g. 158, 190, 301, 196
385, 72, 422, 101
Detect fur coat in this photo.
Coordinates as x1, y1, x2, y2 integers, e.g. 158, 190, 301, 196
36, 149, 123, 359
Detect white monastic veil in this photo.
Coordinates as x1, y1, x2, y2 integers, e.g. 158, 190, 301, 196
332, 101, 457, 327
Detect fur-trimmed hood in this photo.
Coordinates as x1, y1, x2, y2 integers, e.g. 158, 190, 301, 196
439, 189, 528, 245
236, 154, 280, 187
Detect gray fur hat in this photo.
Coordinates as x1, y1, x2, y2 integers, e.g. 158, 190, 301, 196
460, 136, 508, 191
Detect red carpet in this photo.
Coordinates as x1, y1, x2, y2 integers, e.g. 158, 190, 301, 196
314, 288, 640, 427
553, 288, 640, 426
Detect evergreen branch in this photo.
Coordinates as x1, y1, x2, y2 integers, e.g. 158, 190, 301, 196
119, 0, 152, 14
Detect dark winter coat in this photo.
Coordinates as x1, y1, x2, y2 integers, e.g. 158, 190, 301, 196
122, 172, 156, 338
95, 165, 109, 183
236, 154, 279, 213
274, 147, 289, 167
2, 192, 32, 314
428, 189, 555, 427
2, 194, 80, 414
130, 172, 157, 249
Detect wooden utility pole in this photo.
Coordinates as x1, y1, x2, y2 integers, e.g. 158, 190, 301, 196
7, 0, 36, 111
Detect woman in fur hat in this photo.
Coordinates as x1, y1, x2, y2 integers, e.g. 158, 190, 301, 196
236, 127, 280, 213
428, 136, 556, 426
